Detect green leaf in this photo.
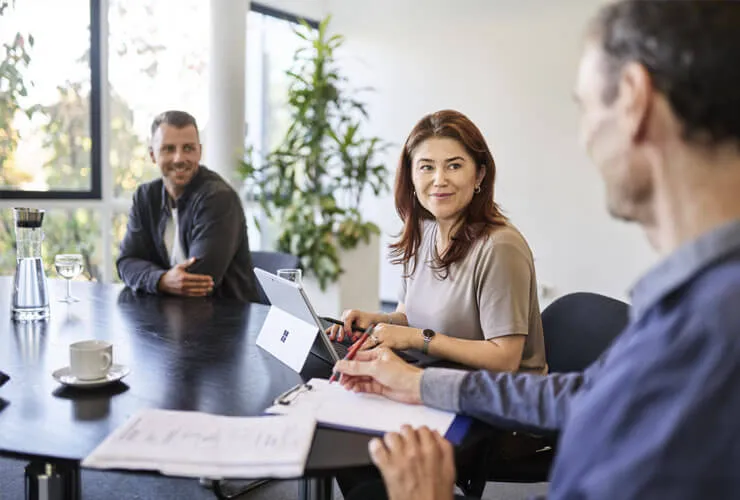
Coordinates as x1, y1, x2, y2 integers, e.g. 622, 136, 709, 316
235, 14, 389, 287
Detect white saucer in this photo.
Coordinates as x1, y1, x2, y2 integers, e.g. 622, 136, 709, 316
52, 364, 130, 388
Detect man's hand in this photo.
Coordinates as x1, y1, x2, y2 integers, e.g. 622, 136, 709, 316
157, 257, 214, 297
335, 347, 424, 405
370, 425, 456, 500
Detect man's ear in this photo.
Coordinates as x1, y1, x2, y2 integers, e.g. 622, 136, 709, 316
149, 147, 156, 164
618, 62, 653, 142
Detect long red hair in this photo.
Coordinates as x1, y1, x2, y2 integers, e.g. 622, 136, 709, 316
389, 110, 507, 277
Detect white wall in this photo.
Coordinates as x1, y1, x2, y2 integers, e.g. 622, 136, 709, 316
327, 0, 656, 304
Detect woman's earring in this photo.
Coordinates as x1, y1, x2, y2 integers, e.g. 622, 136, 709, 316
474, 185, 481, 194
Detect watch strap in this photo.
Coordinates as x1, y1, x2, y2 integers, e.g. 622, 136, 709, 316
421, 329, 434, 355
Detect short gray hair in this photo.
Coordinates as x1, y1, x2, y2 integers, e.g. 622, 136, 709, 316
588, 0, 740, 147
150, 110, 200, 141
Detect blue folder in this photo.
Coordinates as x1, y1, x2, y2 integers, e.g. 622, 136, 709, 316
315, 415, 473, 446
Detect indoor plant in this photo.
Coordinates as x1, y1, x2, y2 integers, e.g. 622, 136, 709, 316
239, 17, 389, 290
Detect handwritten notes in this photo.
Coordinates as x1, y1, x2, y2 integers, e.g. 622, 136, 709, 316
82, 409, 316, 479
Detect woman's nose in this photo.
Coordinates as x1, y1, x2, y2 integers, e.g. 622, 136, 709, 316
433, 169, 447, 185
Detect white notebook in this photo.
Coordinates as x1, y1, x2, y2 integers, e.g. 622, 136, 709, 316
82, 409, 316, 479
266, 378, 458, 438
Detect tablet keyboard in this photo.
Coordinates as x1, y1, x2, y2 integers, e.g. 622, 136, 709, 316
332, 341, 349, 358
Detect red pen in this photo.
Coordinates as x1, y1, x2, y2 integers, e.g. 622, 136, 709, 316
329, 324, 374, 383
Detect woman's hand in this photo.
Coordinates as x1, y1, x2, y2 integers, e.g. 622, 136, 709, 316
326, 309, 384, 342
362, 324, 421, 351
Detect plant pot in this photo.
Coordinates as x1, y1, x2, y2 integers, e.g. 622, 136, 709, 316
302, 233, 381, 318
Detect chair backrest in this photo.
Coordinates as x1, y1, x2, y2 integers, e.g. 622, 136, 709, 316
250, 251, 301, 305
542, 292, 630, 373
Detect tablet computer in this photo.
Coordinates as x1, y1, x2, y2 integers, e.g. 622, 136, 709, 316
254, 267, 348, 364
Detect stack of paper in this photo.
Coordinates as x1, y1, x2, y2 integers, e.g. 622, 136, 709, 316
82, 409, 316, 479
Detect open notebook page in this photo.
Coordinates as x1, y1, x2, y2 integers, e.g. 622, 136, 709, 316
266, 378, 456, 436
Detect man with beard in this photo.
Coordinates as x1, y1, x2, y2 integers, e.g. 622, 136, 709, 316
118, 110, 259, 302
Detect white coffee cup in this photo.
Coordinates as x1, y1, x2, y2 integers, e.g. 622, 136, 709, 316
70, 340, 113, 380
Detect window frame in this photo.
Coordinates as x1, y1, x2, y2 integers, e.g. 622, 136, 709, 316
251, 2, 319, 29
0, 0, 103, 200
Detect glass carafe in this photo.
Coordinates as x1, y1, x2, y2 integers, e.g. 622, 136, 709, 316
12, 208, 50, 321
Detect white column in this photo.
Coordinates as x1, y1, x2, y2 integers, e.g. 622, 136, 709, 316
206, 0, 249, 186
99, 0, 113, 283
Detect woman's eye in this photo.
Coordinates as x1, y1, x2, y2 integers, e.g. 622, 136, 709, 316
419, 164, 433, 171
448, 163, 462, 170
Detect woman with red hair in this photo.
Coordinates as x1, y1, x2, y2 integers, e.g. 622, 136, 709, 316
329, 110, 546, 373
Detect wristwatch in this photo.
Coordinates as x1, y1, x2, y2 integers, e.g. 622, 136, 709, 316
421, 329, 435, 355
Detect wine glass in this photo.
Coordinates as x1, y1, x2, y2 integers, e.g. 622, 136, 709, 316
54, 254, 84, 303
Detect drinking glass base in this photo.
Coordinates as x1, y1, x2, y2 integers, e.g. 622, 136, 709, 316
12, 306, 50, 322
59, 297, 80, 304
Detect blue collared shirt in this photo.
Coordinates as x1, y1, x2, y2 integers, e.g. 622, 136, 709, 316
423, 219, 740, 499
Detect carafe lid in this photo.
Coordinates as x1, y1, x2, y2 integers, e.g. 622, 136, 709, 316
13, 208, 45, 228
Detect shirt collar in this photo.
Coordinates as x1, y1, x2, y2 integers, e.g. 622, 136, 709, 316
630, 218, 740, 321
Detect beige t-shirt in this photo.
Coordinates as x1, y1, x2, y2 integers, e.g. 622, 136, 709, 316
399, 221, 547, 373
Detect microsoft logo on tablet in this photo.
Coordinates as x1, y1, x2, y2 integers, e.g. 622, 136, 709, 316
280, 330, 290, 343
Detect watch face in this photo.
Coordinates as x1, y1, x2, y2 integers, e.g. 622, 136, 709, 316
422, 329, 435, 340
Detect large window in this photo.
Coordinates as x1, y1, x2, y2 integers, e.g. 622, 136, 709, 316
104, 0, 211, 282
108, 0, 209, 201
246, 8, 314, 158
244, 7, 318, 251
0, 1, 317, 282
0, 0, 100, 198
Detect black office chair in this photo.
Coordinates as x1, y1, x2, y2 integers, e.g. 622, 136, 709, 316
458, 292, 630, 496
542, 292, 630, 373
250, 251, 301, 306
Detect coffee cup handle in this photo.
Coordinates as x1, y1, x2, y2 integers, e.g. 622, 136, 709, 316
101, 352, 112, 372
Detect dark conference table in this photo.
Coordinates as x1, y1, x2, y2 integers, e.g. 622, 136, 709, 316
0, 278, 378, 500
